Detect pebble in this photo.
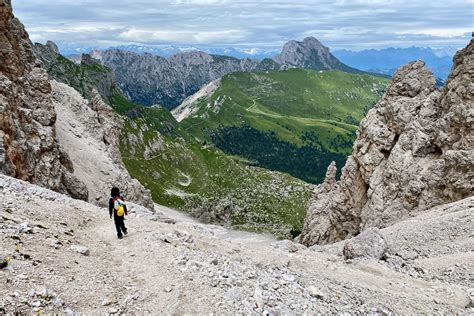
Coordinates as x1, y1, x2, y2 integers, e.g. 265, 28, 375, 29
70, 245, 90, 256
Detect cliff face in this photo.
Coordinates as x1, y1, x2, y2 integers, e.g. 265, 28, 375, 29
0, 0, 87, 200
51, 81, 154, 210
300, 40, 473, 246
100, 49, 278, 108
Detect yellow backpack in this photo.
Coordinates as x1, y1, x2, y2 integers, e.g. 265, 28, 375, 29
114, 197, 126, 217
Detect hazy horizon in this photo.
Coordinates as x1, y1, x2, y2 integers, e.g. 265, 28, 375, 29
14, 0, 473, 53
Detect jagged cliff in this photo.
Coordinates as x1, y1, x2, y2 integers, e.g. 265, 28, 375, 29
0, 1, 153, 210
300, 40, 473, 246
0, 0, 87, 200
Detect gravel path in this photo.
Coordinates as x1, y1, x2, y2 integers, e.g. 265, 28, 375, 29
1, 175, 472, 314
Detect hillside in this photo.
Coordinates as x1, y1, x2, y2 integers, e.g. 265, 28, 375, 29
119, 106, 313, 239
175, 69, 389, 183
99, 49, 279, 108
34, 42, 117, 101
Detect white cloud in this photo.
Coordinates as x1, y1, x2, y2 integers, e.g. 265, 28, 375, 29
119, 29, 247, 44
174, 0, 227, 4
12, 0, 473, 51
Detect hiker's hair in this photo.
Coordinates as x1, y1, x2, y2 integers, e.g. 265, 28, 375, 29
111, 187, 120, 197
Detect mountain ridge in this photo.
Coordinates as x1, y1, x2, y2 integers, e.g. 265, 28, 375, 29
91, 36, 366, 109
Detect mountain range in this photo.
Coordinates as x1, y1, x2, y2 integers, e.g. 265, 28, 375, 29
333, 46, 456, 79
63, 45, 280, 60
62, 43, 457, 82
86, 37, 372, 109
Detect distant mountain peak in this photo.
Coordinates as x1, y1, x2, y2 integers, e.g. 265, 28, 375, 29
273, 37, 358, 73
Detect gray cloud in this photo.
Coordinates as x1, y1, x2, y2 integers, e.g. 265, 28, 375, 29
12, 0, 473, 51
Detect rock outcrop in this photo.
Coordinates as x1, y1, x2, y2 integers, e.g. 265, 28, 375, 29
51, 81, 154, 210
0, 0, 87, 200
273, 37, 360, 73
300, 39, 473, 246
34, 42, 119, 102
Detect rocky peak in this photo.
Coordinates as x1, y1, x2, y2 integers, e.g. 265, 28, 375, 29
80, 53, 101, 66
46, 40, 59, 54
0, 0, 88, 200
273, 36, 355, 72
300, 40, 473, 246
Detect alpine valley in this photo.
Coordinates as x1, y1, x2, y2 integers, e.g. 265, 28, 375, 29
30, 32, 391, 238
1, 0, 473, 314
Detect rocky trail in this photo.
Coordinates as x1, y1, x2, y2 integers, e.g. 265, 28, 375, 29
1, 175, 473, 314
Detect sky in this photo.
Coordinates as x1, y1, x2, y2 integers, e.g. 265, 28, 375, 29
13, 0, 473, 52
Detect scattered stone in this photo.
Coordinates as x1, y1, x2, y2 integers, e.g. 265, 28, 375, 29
70, 245, 90, 256
53, 297, 65, 307
254, 287, 265, 310
272, 240, 306, 253
19, 223, 33, 234
156, 230, 194, 245
307, 286, 325, 299
102, 298, 117, 306
467, 288, 474, 308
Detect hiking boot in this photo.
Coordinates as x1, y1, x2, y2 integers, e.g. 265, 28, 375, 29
124, 230, 128, 235
118, 235, 123, 239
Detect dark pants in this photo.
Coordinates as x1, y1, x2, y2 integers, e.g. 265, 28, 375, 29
114, 215, 127, 238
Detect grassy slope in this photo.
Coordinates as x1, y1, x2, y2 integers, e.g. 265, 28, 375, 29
119, 107, 313, 239
181, 69, 388, 152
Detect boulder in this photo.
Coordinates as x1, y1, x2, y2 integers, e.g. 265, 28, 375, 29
343, 228, 387, 260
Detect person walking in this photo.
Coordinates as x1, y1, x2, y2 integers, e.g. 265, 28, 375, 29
109, 187, 128, 239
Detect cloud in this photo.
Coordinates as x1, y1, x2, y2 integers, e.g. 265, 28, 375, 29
118, 29, 247, 44
12, 0, 473, 51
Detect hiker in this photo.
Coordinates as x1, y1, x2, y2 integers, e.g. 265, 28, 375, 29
109, 187, 128, 239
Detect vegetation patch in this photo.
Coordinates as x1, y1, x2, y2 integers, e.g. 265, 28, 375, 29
179, 69, 389, 182
119, 109, 313, 239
